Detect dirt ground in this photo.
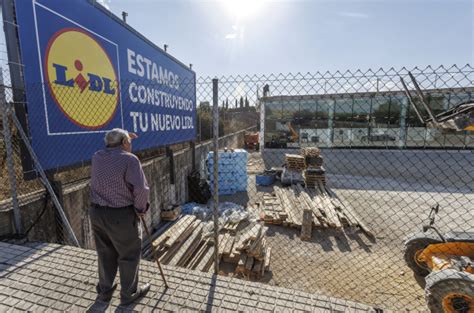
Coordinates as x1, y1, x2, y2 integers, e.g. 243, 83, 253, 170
220, 151, 474, 312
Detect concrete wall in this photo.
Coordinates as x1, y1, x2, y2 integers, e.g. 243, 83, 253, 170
0, 127, 253, 247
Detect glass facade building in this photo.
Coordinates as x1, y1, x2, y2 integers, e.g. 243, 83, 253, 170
262, 88, 474, 149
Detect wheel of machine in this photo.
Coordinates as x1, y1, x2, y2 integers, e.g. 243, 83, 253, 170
403, 232, 442, 276
425, 269, 474, 313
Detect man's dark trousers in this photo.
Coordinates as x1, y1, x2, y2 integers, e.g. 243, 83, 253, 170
90, 205, 142, 302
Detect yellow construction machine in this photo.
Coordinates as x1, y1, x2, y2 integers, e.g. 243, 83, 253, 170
404, 205, 474, 312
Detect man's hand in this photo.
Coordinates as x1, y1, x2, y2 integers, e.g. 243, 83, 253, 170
135, 203, 149, 218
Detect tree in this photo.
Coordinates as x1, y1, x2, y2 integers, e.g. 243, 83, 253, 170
240, 96, 244, 108
245, 96, 249, 108
225, 98, 229, 110
199, 101, 210, 112
235, 99, 238, 109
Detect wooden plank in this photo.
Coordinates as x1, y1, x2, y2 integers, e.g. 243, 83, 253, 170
307, 187, 326, 221
218, 233, 230, 257
264, 247, 271, 270
245, 256, 254, 272
275, 186, 296, 225
247, 237, 265, 259
197, 246, 215, 272
295, 184, 322, 227
165, 216, 198, 248
235, 224, 261, 251
325, 186, 357, 226
285, 187, 302, 226
153, 215, 196, 248
252, 259, 263, 274
178, 236, 206, 268
158, 215, 195, 244
167, 223, 204, 267
277, 186, 294, 224
316, 182, 341, 228
223, 253, 240, 264
188, 241, 210, 270
235, 253, 248, 275
222, 235, 235, 256
300, 209, 312, 241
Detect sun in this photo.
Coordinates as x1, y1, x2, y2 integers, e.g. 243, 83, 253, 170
223, 0, 265, 19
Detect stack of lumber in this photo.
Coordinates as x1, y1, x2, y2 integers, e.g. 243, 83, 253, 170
145, 215, 273, 278
234, 223, 271, 279
300, 147, 325, 186
259, 184, 373, 238
301, 147, 323, 168
303, 167, 326, 188
285, 154, 306, 171
301, 147, 320, 156
146, 215, 216, 272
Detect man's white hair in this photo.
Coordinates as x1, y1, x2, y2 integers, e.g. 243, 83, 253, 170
104, 128, 130, 147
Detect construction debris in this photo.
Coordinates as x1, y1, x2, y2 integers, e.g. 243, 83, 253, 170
259, 183, 373, 239
143, 212, 271, 280
233, 222, 269, 279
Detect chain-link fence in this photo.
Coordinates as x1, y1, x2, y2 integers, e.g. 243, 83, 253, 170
1, 64, 473, 312
189, 65, 473, 311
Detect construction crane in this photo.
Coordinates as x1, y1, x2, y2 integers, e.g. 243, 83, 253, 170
400, 72, 474, 131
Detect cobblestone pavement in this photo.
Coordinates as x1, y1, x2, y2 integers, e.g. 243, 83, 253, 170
0, 241, 374, 312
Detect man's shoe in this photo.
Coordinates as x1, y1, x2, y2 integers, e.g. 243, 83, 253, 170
120, 283, 151, 306
96, 284, 117, 302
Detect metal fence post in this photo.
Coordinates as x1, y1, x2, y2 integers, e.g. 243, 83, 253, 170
0, 91, 22, 234
10, 113, 80, 247
212, 78, 219, 274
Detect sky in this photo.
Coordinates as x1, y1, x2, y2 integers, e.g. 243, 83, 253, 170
101, 0, 473, 78
0, 0, 471, 78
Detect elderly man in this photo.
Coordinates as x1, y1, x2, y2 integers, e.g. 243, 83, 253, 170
90, 128, 150, 305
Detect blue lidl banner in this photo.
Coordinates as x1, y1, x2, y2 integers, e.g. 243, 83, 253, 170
13, 0, 196, 170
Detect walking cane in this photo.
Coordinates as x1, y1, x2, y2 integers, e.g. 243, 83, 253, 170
140, 216, 169, 288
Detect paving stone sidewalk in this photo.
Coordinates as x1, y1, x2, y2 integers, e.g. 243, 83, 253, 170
0, 241, 374, 312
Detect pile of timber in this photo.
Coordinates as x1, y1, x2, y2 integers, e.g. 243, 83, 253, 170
303, 167, 326, 188
301, 147, 323, 168
301, 147, 320, 157
285, 154, 306, 171
234, 223, 271, 279
150, 215, 216, 272
145, 215, 272, 279
260, 183, 373, 238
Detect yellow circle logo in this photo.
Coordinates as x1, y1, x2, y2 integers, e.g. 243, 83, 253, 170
45, 28, 119, 129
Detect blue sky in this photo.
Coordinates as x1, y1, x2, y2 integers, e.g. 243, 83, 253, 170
102, 0, 473, 77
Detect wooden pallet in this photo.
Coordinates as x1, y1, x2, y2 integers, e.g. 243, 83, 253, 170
301, 147, 321, 157
285, 154, 306, 171
261, 193, 287, 225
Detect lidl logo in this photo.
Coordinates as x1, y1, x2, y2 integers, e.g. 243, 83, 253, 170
45, 28, 119, 129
